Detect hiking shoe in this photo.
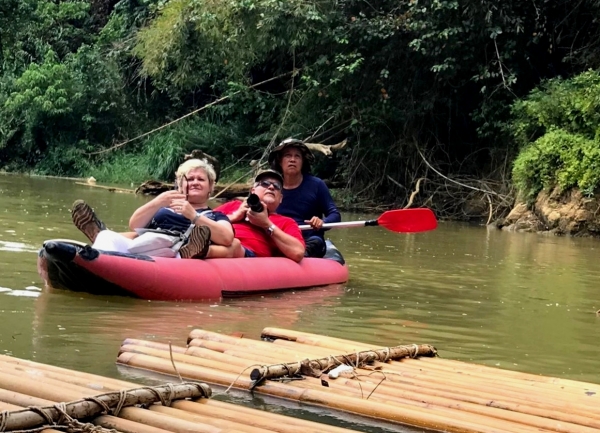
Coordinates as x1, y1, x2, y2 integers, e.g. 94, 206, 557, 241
71, 200, 106, 244
179, 225, 211, 259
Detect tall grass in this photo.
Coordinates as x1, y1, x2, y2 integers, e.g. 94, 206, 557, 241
88, 118, 258, 184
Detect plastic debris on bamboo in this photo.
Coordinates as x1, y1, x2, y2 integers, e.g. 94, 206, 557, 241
116, 328, 600, 433
0, 354, 361, 433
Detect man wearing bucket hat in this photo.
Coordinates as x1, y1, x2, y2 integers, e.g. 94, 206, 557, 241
268, 138, 341, 258
213, 169, 306, 262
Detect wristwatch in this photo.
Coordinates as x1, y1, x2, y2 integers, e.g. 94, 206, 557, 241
266, 224, 276, 236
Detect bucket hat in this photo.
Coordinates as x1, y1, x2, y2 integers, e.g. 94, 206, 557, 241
268, 138, 315, 174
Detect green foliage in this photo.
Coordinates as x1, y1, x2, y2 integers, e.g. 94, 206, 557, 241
1, 45, 134, 162
3, 0, 600, 212
88, 151, 155, 184
1, 0, 92, 72
133, 0, 335, 89
511, 71, 600, 198
512, 71, 600, 146
512, 128, 600, 199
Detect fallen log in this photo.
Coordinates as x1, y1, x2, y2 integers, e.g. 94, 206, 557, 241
135, 180, 250, 199
250, 344, 437, 381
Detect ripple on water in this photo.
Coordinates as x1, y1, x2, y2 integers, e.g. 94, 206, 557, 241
0, 286, 41, 297
0, 240, 39, 253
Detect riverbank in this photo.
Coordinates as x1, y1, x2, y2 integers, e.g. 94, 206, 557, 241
496, 186, 600, 237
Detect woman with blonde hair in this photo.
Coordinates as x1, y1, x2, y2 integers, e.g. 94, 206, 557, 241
71, 158, 234, 259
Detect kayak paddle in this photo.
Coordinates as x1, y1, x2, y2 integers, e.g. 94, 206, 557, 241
299, 208, 437, 233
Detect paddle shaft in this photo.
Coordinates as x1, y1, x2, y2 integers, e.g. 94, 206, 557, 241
299, 221, 377, 230
297, 208, 437, 233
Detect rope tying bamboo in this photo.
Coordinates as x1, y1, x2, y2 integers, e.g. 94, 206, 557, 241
0, 411, 7, 431
0, 382, 211, 432
250, 344, 438, 382
27, 406, 52, 425
410, 344, 419, 358
381, 347, 390, 362
2, 402, 119, 433
81, 397, 111, 416
53, 402, 118, 433
111, 390, 126, 416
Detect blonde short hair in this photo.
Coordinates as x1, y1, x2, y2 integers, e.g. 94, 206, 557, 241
176, 159, 217, 193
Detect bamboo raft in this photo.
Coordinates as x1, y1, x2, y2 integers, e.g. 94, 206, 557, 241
117, 327, 600, 433
0, 354, 362, 433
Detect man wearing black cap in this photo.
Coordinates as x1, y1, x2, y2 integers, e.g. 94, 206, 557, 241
269, 138, 341, 258
213, 170, 306, 262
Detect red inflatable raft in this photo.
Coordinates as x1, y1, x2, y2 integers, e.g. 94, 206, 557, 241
37, 239, 348, 301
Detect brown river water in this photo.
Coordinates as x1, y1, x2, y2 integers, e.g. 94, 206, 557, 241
1, 173, 599, 432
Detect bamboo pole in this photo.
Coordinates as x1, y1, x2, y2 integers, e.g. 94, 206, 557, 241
295, 373, 600, 433
352, 365, 600, 422
258, 329, 600, 404
0, 388, 54, 407
119, 344, 253, 374
0, 355, 136, 390
0, 355, 363, 433
188, 336, 314, 361
116, 351, 550, 433
0, 362, 123, 395
189, 332, 600, 411
420, 357, 600, 390
121, 342, 260, 370
154, 335, 595, 417
122, 338, 187, 354
118, 352, 254, 389
259, 328, 600, 393
0, 402, 22, 411
188, 339, 289, 364
0, 371, 231, 433
173, 399, 357, 433
188, 329, 325, 357
370, 360, 600, 410
250, 344, 436, 381
92, 414, 175, 433
192, 340, 597, 425
184, 333, 597, 425
116, 406, 225, 433
186, 345, 259, 367
149, 405, 272, 433
0, 381, 209, 431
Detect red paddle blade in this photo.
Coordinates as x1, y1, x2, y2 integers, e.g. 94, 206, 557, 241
377, 208, 437, 233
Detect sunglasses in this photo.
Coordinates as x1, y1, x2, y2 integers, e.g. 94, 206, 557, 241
255, 180, 282, 191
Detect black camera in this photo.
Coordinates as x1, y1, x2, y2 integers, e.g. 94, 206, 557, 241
247, 193, 264, 213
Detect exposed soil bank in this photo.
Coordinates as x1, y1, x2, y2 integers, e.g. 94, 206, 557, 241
496, 187, 600, 237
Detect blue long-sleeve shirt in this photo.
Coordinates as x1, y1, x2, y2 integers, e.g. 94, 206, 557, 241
276, 174, 341, 240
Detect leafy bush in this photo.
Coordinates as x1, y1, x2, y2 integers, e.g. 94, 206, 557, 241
511, 71, 600, 198
512, 128, 600, 199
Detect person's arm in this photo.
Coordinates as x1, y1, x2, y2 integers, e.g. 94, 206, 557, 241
268, 223, 305, 262
216, 200, 248, 224
247, 209, 304, 262
129, 190, 186, 229
304, 180, 341, 230
318, 180, 341, 224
